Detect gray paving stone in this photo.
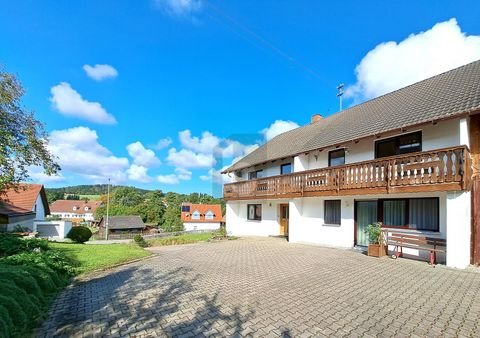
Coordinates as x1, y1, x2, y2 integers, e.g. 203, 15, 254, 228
35, 237, 480, 337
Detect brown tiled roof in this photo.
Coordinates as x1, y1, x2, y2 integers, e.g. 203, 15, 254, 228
224, 60, 480, 173
0, 183, 50, 215
181, 203, 223, 223
50, 200, 102, 214
0, 202, 35, 217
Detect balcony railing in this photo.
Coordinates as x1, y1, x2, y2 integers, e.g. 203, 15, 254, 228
223, 146, 472, 200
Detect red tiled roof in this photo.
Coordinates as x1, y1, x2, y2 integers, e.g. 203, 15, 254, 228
181, 203, 223, 223
0, 202, 35, 217
0, 183, 49, 215
50, 200, 103, 214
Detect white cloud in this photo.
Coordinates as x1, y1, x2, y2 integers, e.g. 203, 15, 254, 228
346, 18, 480, 101
127, 164, 151, 183
126, 141, 161, 167
153, 137, 172, 150
179, 130, 220, 153
200, 168, 232, 185
50, 82, 117, 124
157, 168, 192, 185
47, 126, 129, 184
29, 166, 66, 183
261, 120, 299, 141
157, 174, 180, 185
83, 64, 118, 81
167, 148, 216, 168
154, 0, 202, 17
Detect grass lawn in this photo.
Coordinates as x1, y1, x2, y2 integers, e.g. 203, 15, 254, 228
50, 242, 151, 274
148, 232, 215, 246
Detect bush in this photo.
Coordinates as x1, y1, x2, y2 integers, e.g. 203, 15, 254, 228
0, 234, 49, 257
0, 295, 28, 333
0, 267, 44, 303
3, 250, 77, 277
67, 226, 92, 243
133, 234, 149, 248
0, 304, 13, 338
0, 280, 41, 320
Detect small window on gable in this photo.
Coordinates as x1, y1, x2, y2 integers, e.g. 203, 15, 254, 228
191, 210, 201, 220
205, 210, 214, 220
84, 206, 90, 211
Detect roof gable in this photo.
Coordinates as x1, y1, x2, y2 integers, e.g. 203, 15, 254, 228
181, 203, 223, 223
50, 200, 102, 214
0, 184, 50, 216
224, 60, 480, 173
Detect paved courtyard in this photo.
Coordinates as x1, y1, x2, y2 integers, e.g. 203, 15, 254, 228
37, 238, 480, 337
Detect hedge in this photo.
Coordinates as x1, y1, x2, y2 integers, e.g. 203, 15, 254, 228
0, 234, 75, 338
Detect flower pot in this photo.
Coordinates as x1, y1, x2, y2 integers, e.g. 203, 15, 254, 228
368, 244, 386, 257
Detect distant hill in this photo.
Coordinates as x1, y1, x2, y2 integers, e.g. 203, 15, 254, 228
46, 184, 151, 196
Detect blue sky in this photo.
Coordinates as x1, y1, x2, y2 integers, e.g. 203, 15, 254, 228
1, 0, 480, 196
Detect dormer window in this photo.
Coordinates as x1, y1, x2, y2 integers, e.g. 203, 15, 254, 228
191, 210, 201, 220
205, 210, 214, 220
73, 206, 78, 211
84, 206, 90, 211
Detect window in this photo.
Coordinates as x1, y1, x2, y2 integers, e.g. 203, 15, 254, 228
281, 163, 292, 175
247, 204, 262, 221
328, 149, 345, 167
380, 198, 439, 231
324, 200, 341, 225
181, 205, 190, 212
248, 170, 263, 180
375, 131, 422, 158
205, 210, 214, 220
191, 210, 200, 220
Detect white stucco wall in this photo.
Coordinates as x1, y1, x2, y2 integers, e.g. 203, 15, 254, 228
289, 197, 355, 248
184, 222, 221, 231
35, 220, 72, 239
6, 218, 35, 232
446, 191, 471, 269
227, 200, 287, 237
34, 195, 46, 220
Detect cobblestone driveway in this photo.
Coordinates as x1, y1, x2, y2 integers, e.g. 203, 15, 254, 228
37, 238, 480, 337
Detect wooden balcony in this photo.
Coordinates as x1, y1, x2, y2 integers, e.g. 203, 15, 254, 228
223, 146, 472, 201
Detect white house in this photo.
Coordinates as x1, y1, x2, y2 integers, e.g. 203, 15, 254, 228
0, 183, 49, 231
181, 203, 223, 231
49, 200, 102, 223
223, 60, 480, 269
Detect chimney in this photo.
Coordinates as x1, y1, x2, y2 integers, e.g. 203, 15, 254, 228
311, 114, 323, 124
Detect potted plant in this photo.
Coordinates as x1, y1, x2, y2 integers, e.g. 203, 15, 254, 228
365, 222, 386, 257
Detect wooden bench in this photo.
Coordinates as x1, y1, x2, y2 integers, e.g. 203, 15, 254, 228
383, 230, 446, 265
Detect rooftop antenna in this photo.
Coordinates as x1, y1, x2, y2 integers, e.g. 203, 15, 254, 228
336, 83, 345, 111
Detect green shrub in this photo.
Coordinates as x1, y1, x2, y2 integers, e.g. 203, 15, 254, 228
0, 279, 41, 320
0, 267, 44, 302
67, 226, 92, 243
366, 222, 382, 244
0, 234, 49, 257
0, 304, 13, 338
133, 234, 149, 248
0, 295, 28, 333
3, 250, 76, 277
19, 265, 59, 292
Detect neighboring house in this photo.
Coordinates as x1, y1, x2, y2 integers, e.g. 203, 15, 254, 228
181, 203, 222, 231
50, 200, 102, 223
222, 60, 480, 269
0, 183, 49, 231
98, 216, 146, 237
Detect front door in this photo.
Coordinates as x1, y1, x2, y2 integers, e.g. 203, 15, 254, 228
279, 204, 289, 237
355, 201, 377, 246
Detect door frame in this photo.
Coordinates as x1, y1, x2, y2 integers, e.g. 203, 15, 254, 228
354, 200, 378, 246
279, 203, 289, 237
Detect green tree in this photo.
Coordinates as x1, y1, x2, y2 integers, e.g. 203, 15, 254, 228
112, 187, 143, 207
161, 204, 184, 232
46, 191, 64, 204
0, 68, 59, 193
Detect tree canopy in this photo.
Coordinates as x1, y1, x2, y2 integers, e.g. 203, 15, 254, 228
0, 69, 59, 193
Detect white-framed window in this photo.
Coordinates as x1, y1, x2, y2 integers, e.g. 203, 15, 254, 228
205, 210, 214, 220
84, 206, 90, 211
247, 204, 262, 221
191, 210, 201, 220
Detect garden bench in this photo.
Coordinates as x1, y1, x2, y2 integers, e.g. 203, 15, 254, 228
383, 230, 446, 265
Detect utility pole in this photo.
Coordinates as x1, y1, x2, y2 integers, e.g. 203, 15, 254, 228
105, 178, 110, 241
337, 83, 345, 111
